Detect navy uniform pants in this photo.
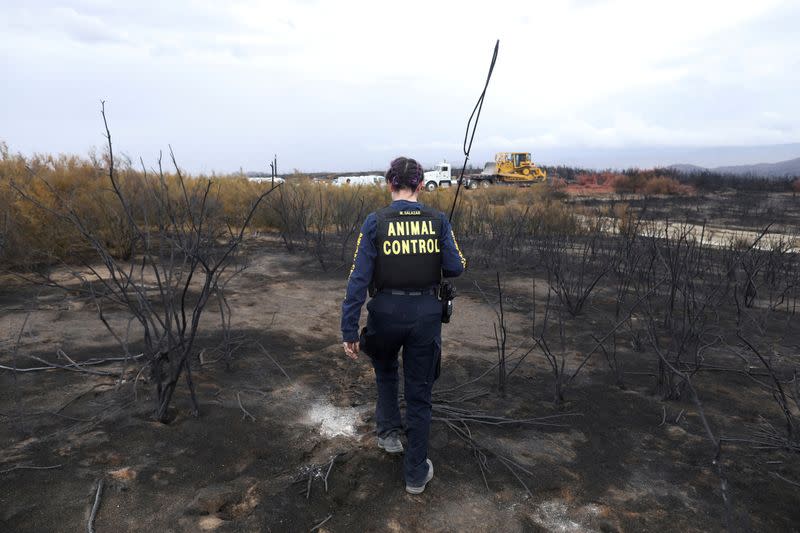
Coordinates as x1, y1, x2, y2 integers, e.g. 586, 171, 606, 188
362, 291, 442, 486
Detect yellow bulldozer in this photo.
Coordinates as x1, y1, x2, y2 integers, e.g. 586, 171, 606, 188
464, 152, 547, 188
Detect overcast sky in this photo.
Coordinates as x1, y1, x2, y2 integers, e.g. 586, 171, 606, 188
2, 0, 799, 173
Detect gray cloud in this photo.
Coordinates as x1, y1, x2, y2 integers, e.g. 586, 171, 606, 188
56, 7, 130, 44
1, 0, 798, 172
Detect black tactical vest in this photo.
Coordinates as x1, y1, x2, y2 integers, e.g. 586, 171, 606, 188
373, 205, 443, 290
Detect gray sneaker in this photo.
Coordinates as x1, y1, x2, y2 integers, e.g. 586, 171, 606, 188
377, 431, 404, 454
405, 459, 434, 494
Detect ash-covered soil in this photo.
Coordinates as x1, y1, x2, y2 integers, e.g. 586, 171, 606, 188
1, 241, 798, 532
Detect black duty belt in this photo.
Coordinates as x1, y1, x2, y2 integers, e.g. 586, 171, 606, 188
380, 288, 438, 297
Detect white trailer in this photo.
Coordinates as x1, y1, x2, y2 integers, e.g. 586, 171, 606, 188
247, 176, 285, 185
331, 175, 384, 186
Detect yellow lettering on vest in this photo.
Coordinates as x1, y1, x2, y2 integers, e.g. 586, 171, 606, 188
427, 221, 435, 235
348, 232, 363, 279
396, 222, 405, 236
391, 240, 401, 255
410, 221, 420, 235
420, 223, 429, 236
401, 240, 410, 254
387, 223, 395, 237
411, 240, 418, 254
434, 239, 441, 253
383, 241, 391, 255
427, 239, 435, 252
418, 239, 427, 253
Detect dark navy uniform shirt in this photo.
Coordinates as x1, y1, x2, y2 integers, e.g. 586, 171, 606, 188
341, 199, 466, 342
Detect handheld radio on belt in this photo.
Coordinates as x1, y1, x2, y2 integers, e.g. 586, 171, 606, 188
438, 281, 456, 323
440, 39, 499, 324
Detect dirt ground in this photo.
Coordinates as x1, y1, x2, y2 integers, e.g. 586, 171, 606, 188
1, 239, 799, 532
569, 191, 800, 235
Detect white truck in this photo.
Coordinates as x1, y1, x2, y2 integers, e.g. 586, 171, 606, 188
423, 162, 454, 191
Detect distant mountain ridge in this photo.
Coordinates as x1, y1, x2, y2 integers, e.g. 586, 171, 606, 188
670, 156, 800, 178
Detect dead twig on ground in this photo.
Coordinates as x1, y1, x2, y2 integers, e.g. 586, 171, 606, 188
57, 349, 108, 376
0, 410, 94, 422
497, 455, 533, 497
132, 362, 150, 401
438, 417, 535, 496
87, 478, 104, 533
433, 404, 576, 428
292, 454, 344, 500
771, 472, 800, 488
735, 324, 797, 444
257, 342, 291, 380
310, 514, 333, 532
56, 383, 113, 415
434, 361, 502, 395
441, 418, 490, 490
14, 354, 113, 376
9, 311, 31, 434
721, 418, 800, 453
237, 391, 256, 422
0, 463, 63, 475
324, 454, 339, 493
0, 353, 145, 373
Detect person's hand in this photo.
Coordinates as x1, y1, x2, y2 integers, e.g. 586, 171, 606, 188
343, 341, 360, 360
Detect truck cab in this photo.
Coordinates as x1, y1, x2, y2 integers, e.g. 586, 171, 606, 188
423, 162, 452, 191
511, 152, 530, 168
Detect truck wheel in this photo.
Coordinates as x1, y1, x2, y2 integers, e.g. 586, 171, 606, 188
468, 181, 479, 190
425, 181, 438, 191
481, 180, 491, 188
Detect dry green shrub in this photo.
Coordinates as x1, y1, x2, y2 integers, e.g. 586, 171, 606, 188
212, 180, 578, 269
640, 176, 693, 196
215, 177, 266, 225
474, 187, 519, 206
1, 145, 584, 271
1, 150, 94, 266
260, 181, 388, 265
412, 185, 579, 268
0, 147, 261, 267
610, 171, 693, 196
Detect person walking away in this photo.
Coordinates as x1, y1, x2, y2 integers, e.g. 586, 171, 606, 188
341, 156, 466, 494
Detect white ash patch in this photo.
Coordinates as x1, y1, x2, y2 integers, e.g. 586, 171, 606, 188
306, 401, 362, 438
533, 500, 601, 533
